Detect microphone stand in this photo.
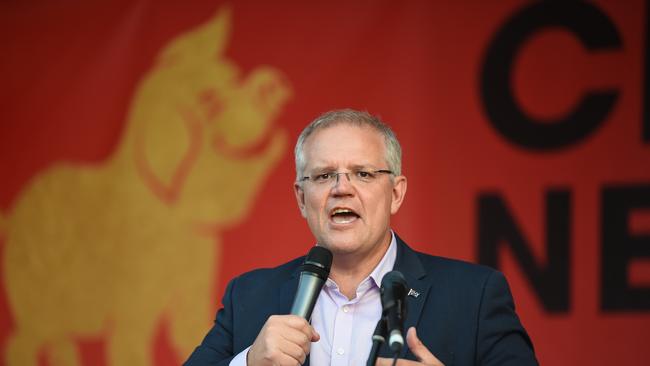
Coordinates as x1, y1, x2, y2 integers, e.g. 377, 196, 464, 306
366, 317, 387, 366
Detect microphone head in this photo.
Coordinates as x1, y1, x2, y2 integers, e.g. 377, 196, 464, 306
381, 270, 407, 287
380, 270, 408, 309
301, 246, 333, 280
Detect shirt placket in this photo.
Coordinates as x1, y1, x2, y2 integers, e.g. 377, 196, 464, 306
330, 297, 355, 366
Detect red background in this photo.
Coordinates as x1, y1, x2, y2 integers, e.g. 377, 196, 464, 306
1, 0, 649, 365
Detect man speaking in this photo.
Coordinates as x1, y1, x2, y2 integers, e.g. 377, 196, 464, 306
185, 109, 538, 366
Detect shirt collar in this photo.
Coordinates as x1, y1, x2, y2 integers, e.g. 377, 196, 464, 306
322, 231, 398, 295
367, 230, 397, 289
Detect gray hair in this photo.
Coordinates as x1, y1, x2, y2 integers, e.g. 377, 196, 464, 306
294, 109, 402, 180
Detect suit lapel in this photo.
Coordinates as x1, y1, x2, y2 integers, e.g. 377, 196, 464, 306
393, 235, 432, 358
279, 273, 299, 315
374, 235, 431, 359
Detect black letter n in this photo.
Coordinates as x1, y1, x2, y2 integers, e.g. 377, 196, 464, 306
478, 190, 570, 312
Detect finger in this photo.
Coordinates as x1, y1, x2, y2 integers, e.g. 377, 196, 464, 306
287, 318, 320, 343
277, 338, 308, 365
251, 316, 311, 365
406, 327, 444, 366
311, 328, 321, 342
248, 338, 298, 366
280, 328, 312, 355
274, 351, 304, 366
268, 315, 319, 343
284, 315, 312, 329
284, 315, 320, 341
376, 357, 396, 366
376, 357, 420, 366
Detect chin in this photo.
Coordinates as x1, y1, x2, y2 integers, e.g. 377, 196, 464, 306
319, 234, 363, 255
328, 244, 359, 256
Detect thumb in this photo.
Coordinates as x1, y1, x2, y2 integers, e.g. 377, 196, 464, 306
406, 327, 444, 366
310, 327, 321, 342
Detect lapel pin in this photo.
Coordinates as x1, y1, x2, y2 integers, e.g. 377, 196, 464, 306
408, 288, 420, 298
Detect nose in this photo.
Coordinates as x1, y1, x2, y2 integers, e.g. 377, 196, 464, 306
331, 172, 354, 195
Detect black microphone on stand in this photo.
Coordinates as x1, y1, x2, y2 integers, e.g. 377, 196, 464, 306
290, 246, 333, 320
367, 270, 409, 366
381, 271, 408, 354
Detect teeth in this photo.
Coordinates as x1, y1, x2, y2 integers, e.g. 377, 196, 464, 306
331, 208, 358, 224
332, 215, 356, 224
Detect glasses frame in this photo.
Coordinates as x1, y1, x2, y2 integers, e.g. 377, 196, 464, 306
299, 169, 394, 187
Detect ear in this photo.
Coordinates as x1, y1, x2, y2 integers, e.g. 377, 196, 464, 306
159, 5, 232, 63
390, 175, 407, 215
293, 182, 307, 218
197, 6, 232, 58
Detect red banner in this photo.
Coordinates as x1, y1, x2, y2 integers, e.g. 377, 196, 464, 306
1, 1, 649, 365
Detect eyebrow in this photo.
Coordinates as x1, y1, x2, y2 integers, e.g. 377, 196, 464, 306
306, 165, 336, 174
306, 163, 378, 173
349, 164, 378, 171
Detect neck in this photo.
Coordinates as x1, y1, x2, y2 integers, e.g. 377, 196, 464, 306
328, 233, 391, 299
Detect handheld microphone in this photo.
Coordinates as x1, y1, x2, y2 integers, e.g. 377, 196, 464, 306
380, 270, 408, 354
290, 246, 333, 319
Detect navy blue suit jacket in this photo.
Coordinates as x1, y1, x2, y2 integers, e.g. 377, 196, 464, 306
185, 236, 538, 365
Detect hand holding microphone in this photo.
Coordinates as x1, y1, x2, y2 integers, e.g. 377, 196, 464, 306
248, 246, 332, 366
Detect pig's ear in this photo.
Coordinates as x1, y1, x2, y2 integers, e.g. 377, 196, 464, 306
133, 107, 203, 205
159, 6, 232, 64
198, 6, 232, 57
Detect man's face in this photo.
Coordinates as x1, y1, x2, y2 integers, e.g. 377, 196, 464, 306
294, 123, 407, 258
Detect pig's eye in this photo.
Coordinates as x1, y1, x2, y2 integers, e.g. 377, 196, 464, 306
198, 89, 223, 121
199, 89, 217, 104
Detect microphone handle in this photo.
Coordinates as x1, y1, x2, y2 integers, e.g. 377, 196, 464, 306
290, 272, 325, 319
386, 299, 405, 353
388, 328, 404, 353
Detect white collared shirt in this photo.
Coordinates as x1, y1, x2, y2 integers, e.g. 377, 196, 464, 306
309, 232, 397, 366
230, 232, 397, 366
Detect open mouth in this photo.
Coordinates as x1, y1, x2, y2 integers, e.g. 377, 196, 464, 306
330, 207, 360, 224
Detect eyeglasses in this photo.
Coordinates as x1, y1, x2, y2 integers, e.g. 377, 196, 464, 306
300, 169, 394, 187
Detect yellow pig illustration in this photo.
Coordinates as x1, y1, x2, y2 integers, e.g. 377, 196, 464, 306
2, 7, 290, 366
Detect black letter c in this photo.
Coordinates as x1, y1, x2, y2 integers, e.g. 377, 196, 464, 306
480, 1, 622, 150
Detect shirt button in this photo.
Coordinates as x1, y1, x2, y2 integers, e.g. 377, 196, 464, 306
337, 348, 345, 355
342, 305, 350, 313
